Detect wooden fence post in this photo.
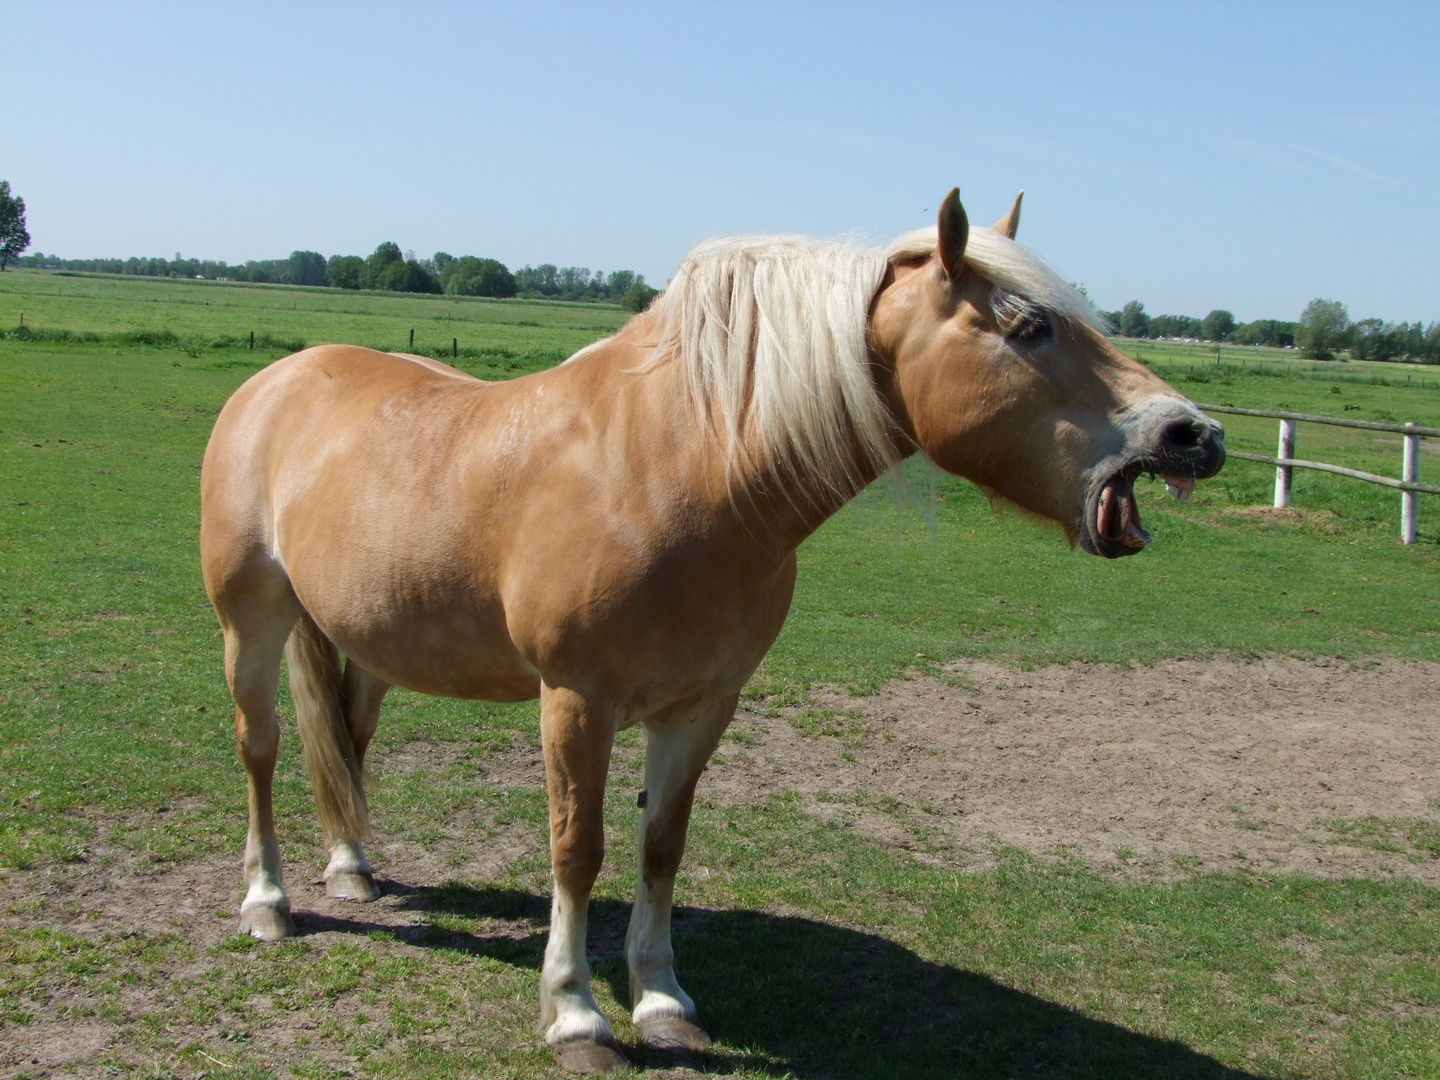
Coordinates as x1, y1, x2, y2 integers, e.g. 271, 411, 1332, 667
1274, 418, 1296, 508
410, 328, 414, 348
249, 330, 254, 350
452, 338, 458, 359
1403, 422, 1419, 544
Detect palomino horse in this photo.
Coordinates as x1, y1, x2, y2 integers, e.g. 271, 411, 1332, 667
201, 188, 1223, 1071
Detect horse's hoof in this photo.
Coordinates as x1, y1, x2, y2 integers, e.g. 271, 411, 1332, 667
326, 871, 380, 902
239, 906, 294, 941
638, 1016, 712, 1052
551, 1039, 630, 1074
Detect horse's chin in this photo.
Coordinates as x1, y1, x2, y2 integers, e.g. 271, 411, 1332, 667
1079, 464, 1198, 558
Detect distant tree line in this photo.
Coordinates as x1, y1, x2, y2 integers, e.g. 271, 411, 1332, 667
1099, 298, 1440, 364
14, 242, 661, 312
1098, 302, 1294, 347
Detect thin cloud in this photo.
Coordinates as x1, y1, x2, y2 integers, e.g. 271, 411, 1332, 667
1284, 143, 1396, 186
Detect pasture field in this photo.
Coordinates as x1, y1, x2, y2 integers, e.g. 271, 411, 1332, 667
3, 271, 1440, 1078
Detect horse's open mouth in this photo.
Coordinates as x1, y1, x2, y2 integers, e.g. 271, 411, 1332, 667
1086, 466, 1196, 557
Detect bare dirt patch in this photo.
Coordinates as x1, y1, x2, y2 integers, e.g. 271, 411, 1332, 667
1220, 506, 1343, 532
709, 655, 1440, 881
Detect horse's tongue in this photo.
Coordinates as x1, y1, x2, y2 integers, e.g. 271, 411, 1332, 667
1098, 475, 1152, 547
1098, 480, 1120, 540
1118, 485, 1150, 548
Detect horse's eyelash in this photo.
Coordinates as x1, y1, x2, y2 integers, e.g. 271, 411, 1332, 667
1012, 309, 1052, 341
991, 289, 1051, 342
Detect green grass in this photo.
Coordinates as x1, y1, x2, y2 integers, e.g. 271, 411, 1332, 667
3, 274, 1439, 1077
0, 266, 626, 363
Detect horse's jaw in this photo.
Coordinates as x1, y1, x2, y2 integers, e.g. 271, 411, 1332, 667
1079, 395, 1226, 559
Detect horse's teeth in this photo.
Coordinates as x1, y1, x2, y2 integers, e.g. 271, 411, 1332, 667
1164, 477, 1194, 502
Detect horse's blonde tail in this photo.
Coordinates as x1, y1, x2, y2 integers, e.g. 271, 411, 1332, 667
285, 611, 369, 841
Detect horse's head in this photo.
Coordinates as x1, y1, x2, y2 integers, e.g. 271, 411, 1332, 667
872, 188, 1225, 558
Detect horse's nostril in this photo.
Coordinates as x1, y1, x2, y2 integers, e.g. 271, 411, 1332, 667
1163, 418, 1205, 449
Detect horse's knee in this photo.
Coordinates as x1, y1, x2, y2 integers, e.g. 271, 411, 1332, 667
552, 828, 605, 892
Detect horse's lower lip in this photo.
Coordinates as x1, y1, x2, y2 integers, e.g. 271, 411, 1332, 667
1086, 468, 1150, 557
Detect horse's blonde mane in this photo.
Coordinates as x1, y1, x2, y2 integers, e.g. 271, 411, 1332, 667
644, 235, 894, 502
642, 224, 1103, 501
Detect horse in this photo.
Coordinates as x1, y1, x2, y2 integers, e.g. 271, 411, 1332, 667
200, 187, 1224, 1072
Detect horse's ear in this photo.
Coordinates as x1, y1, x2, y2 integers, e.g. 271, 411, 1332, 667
991, 190, 1023, 239
937, 188, 969, 279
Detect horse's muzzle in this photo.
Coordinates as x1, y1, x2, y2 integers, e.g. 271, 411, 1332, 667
1079, 401, 1225, 559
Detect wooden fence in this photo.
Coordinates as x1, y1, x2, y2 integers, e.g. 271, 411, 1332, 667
1195, 404, 1437, 544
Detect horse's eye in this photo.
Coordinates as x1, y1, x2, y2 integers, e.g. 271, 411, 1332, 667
1010, 308, 1052, 342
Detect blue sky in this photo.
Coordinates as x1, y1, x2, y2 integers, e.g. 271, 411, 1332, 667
5, 2, 1437, 322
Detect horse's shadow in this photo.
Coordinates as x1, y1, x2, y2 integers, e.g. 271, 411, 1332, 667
296, 882, 1264, 1079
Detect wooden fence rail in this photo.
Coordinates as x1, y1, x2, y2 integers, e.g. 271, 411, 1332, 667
1195, 403, 1429, 543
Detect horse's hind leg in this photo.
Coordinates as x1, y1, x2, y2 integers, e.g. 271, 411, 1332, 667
321, 659, 390, 901
625, 695, 734, 1052
219, 585, 302, 941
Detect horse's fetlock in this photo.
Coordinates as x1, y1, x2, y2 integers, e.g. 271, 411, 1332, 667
626, 942, 674, 975
325, 838, 371, 877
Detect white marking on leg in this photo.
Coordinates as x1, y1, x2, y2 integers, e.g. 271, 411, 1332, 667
627, 873, 695, 1023
324, 838, 371, 880
626, 704, 731, 1025
240, 830, 288, 921
541, 877, 613, 1046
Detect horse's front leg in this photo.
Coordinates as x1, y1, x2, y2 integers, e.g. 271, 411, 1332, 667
626, 694, 734, 1051
538, 684, 628, 1073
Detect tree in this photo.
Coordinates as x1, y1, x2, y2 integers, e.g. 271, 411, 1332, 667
1201, 309, 1236, 342
327, 255, 365, 289
364, 242, 403, 288
515, 263, 560, 296
1119, 300, 1149, 339
620, 279, 659, 313
376, 257, 440, 294
1296, 298, 1350, 360
606, 270, 636, 298
0, 181, 30, 271
1234, 319, 1296, 348
1349, 318, 1405, 363
287, 250, 329, 287
443, 256, 516, 298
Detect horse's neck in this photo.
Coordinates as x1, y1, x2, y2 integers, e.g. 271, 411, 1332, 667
562, 324, 893, 557
655, 363, 885, 553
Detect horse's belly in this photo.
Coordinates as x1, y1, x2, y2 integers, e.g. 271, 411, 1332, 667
317, 601, 540, 702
